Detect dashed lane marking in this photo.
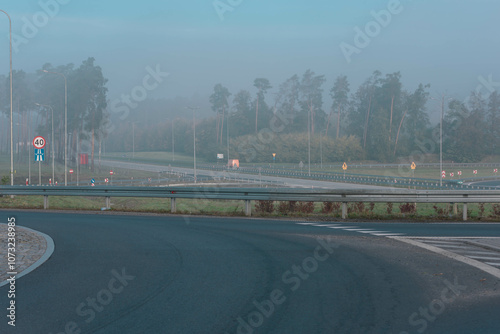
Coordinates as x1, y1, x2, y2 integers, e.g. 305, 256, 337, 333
294, 222, 406, 237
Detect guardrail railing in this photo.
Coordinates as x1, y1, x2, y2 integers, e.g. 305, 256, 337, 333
2, 186, 500, 221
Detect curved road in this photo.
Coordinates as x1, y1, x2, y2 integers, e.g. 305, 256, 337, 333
1, 211, 500, 333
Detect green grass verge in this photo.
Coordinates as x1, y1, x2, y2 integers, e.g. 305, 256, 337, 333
1, 195, 500, 221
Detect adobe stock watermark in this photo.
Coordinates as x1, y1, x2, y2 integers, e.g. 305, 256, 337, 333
107, 64, 169, 133
399, 276, 467, 334
213, 0, 244, 21
227, 237, 339, 334
12, 0, 71, 54
48, 268, 135, 334
340, 0, 406, 64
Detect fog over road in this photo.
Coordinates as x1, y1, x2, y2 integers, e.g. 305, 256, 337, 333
1, 211, 500, 333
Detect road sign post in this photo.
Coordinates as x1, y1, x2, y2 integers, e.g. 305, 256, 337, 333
69, 169, 73, 183
33, 137, 46, 186
110, 170, 114, 185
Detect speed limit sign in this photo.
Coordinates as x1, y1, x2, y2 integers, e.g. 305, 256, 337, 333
33, 136, 46, 149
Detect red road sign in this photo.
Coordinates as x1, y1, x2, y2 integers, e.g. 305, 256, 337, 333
33, 136, 46, 149
495, 169, 498, 173
110, 170, 114, 175
69, 169, 74, 174
104, 178, 109, 183
473, 170, 478, 174
441, 171, 446, 178
458, 171, 462, 176
450, 172, 454, 177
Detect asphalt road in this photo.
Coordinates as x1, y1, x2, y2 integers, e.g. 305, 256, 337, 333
2, 212, 500, 333
100, 160, 391, 190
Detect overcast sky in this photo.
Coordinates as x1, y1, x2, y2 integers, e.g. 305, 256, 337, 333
1, 0, 499, 118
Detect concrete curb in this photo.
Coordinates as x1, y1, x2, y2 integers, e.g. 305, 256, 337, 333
0, 226, 55, 288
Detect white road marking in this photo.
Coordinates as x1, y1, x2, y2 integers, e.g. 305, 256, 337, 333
467, 256, 500, 261
342, 228, 373, 231
463, 251, 498, 255
358, 230, 387, 234
326, 226, 350, 229
313, 224, 342, 227
390, 237, 500, 279
485, 262, 500, 267
371, 233, 406, 236
424, 244, 474, 249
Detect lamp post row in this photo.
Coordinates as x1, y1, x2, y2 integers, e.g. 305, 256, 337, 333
0, 10, 13, 186
0, 7, 68, 187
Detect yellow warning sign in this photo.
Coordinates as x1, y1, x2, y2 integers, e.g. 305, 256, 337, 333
411, 162, 416, 170
342, 162, 347, 170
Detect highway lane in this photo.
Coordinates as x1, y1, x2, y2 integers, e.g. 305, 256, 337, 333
1, 212, 500, 333
99, 159, 392, 190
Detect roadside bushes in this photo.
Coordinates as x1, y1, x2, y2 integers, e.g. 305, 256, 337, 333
255, 200, 274, 214
255, 200, 316, 215
399, 203, 417, 215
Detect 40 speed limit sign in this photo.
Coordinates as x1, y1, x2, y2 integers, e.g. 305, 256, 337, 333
33, 136, 46, 149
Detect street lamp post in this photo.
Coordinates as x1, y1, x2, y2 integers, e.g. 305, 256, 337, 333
43, 70, 67, 186
431, 95, 451, 187
308, 106, 311, 176
320, 129, 327, 170
171, 119, 175, 161
164, 118, 175, 161
35, 103, 55, 184
227, 111, 230, 168
1, 10, 13, 185
186, 106, 199, 183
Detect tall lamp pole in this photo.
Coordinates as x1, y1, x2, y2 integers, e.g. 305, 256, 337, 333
165, 118, 175, 161
308, 105, 311, 176
320, 129, 327, 170
171, 119, 175, 161
186, 106, 199, 183
43, 70, 67, 186
227, 111, 230, 168
431, 95, 450, 187
1, 10, 13, 185
35, 103, 55, 184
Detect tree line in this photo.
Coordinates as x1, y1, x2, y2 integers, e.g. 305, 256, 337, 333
120, 69, 497, 164
3, 64, 498, 165
0, 57, 108, 170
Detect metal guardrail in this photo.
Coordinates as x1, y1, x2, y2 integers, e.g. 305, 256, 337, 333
1, 186, 500, 221
198, 166, 499, 190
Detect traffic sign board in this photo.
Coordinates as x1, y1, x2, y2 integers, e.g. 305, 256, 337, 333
473, 170, 478, 175
110, 170, 114, 175
91, 178, 95, 184
35, 149, 44, 162
441, 170, 446, 178
104, 178, 109, 183
342, 162, 347, 170
410, 162, 416, 170
33, 136, 46, 149
458, 171, 462, 176
494, 169, 498, 173
69, 169, 74, 174
450, 172, 454, 177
